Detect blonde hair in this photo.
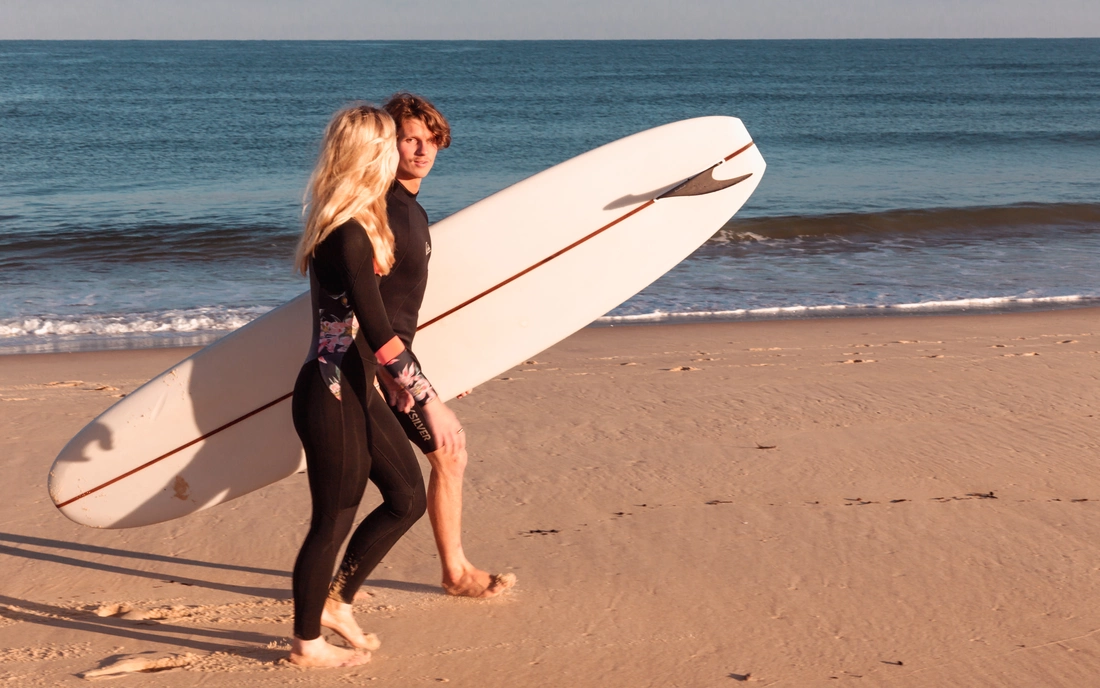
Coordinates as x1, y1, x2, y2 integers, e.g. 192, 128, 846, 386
295, 104, 398, 276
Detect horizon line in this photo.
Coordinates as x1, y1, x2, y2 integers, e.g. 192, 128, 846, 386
3, 36, 1100, 42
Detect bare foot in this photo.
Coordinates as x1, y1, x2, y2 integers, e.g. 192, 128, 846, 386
321, 598, 381, 651
443, 569, 517, 598
288, 636, 371, 668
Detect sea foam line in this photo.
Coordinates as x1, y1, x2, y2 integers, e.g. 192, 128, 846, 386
1, 294, 1093, 340
0, 307, 272, 338
597, 294, 1092, 324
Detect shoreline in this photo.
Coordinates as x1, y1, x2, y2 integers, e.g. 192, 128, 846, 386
4, 301, 1099, 357
2, 306, 1098, 685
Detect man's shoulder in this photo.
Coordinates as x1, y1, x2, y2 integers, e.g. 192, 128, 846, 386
386, 184, 416, 216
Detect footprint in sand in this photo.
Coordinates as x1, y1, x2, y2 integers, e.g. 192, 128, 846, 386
666, 366, 699, 372
92, 603, 134, 617
841, 359, 876, 364
91, 603, 169, 621
81, 652, 197, 679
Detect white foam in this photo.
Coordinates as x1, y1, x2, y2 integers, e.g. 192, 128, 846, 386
599, 303, 867, 323
893, 295, 1084, 310
598, 294, 1092, 324
710, 231, 769, 244
0, 307, 271, 339
2, 295, 1093, 343
598, 309, 745, 323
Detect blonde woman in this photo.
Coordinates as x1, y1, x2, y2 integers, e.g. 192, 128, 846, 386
289, 104, 463, 668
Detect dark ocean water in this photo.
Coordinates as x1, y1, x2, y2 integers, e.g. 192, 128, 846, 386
2, 40, 1099, 352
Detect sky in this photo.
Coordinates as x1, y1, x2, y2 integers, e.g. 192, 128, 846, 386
2, 0, 1099, 40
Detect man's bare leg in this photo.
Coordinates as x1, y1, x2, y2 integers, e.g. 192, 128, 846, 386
425, 445, 516, 598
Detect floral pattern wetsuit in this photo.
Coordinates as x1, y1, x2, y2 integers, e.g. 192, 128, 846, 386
302, 224, 437, 406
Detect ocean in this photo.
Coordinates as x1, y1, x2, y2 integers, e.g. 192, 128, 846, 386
2, 39, 1098, 354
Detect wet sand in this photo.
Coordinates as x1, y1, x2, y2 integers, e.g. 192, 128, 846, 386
1, 308, 1099, 686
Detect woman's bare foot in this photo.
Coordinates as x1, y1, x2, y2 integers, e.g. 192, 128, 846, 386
288, 636, 371, 668
442, 569, 517, 598
320, 598, 381, 651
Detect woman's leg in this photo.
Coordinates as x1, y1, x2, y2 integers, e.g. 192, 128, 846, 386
289, 366, 372, 666
330, 390, 427, 602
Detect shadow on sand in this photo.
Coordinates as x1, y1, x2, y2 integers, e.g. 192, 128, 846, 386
0, 532, 289, 578
0, 543, 289, 599
0, 595, 276, 654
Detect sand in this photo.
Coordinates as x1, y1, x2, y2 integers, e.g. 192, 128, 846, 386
1, 308, 1098, 686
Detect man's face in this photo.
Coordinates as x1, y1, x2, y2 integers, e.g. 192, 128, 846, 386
395, 118, 438, 183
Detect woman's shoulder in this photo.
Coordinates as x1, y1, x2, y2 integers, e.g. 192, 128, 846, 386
312, 220, 374, 280
321, 219, 372, 254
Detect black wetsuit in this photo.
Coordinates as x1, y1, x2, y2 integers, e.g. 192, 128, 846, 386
290, 219, 437, 640
378, 181, 440, 453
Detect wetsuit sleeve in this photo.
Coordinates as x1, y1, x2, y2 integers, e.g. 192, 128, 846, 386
332, 225, 439, 405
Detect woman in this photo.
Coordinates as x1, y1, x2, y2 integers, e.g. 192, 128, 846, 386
289, 104, 463, 668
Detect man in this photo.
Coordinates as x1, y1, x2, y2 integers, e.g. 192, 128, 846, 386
376, 92, 515, 598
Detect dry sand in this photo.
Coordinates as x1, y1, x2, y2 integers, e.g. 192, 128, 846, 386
1, 309, 1098, 686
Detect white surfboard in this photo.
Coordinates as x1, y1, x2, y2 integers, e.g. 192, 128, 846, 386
49, 116, 766, 528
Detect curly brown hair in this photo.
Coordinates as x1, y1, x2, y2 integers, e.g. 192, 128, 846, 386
383, 92, 451, 149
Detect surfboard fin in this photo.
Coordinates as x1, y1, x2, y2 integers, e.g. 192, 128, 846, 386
658, 168, 753, 200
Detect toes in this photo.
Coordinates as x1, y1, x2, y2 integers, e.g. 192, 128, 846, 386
443, 571, 516, 598
341, 651, 371, 667
485, 572, 517, 596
